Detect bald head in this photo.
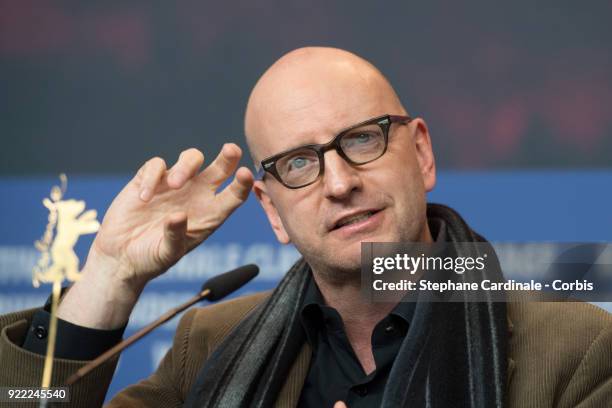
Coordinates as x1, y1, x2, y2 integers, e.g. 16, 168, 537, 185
244, 47, 407, 166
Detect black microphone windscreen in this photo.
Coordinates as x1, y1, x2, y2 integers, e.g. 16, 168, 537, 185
201, 264, 259, 301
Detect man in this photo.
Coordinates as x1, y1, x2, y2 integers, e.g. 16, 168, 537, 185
0, 47, 610, 407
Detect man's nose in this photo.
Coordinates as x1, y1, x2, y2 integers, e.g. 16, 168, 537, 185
321, 150, 362, 200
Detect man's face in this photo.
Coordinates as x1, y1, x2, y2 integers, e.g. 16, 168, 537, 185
249, 55, 436, 278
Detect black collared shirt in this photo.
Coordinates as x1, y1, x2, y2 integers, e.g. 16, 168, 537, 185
298, 278, 415, 408
297, 218, 447, 407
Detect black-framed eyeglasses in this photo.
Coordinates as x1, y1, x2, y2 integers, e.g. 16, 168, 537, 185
256, 114, 412, 189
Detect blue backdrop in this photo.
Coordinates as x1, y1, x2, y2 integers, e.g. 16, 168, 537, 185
1, 171, 611, 400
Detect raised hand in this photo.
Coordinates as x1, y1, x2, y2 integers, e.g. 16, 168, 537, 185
57, 144, 254, 329
93, 144, 253, 284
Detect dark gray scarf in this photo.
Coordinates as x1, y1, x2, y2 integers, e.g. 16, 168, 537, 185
184, 203, 508, 408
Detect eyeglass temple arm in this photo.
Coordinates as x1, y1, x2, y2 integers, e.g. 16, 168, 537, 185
389, 114, 412, 123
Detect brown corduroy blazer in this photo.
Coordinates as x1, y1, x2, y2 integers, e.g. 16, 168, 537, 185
1, 292, 610, 408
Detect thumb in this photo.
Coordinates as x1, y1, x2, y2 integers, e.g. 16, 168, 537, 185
158, 212, 188, 266
333, 401, 347, 408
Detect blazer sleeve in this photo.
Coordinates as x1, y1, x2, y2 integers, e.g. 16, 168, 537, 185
1, 292, 267, 408
559, 322, 612, 408
0, 307, 119, 407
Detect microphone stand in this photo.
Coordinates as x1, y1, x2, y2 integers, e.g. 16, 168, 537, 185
65, 288, 211, 386
39, 263, 258, 407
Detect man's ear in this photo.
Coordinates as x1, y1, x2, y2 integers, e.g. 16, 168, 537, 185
412, 118, 436, 192
253, 180, 291, 244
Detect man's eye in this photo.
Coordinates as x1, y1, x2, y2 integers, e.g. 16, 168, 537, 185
355, 133, 372, 143
344, 132, 377, 147
288, 157, 311, 170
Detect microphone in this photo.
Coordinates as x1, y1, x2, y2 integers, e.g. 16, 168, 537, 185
203, 263, 259, 301
64, 264, 259, 386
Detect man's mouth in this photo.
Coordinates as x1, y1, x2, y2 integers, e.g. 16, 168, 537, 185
332, 209, 381, 230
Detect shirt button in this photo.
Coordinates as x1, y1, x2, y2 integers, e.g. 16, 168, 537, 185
354, 385, 368, 397
34, 325, 47, 339
384, 323, 395, 334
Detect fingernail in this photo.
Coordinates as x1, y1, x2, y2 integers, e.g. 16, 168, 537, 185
140, 188, 151, 201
